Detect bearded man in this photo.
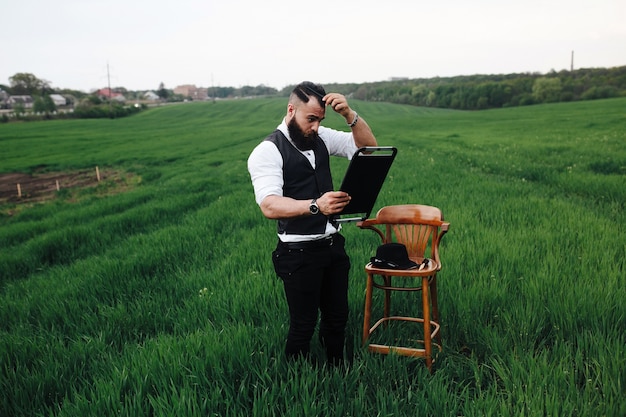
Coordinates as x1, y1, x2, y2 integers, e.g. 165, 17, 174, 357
247, 81, 377, 365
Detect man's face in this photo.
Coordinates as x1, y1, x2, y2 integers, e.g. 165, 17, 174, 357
287, 98, 325, 150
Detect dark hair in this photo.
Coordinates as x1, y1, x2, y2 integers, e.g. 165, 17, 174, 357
291, 81, 326, 107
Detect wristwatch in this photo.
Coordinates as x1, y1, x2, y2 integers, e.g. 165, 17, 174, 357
309, 199, 320, 215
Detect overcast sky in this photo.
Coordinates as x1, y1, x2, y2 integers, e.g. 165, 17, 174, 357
3, 0, 625, 92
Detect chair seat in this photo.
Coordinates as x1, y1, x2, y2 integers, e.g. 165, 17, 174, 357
365, 258, 439, 277
365, 259, 438, 294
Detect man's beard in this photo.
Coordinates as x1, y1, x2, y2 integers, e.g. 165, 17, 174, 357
288, 117, 319, 151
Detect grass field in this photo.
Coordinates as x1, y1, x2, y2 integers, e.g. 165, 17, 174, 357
1, 97, 625, 416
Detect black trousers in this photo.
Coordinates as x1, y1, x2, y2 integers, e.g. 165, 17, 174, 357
272, 233, 350, 365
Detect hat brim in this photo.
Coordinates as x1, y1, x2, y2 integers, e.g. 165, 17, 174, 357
370, 257, 419, 270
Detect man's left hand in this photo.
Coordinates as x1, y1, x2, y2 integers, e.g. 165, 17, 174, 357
323, 93, 353, 120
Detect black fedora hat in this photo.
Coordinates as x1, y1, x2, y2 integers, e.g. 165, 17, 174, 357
370, 243, 418, 270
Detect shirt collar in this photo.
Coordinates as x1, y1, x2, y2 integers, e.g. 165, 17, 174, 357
277, 118, 290, 141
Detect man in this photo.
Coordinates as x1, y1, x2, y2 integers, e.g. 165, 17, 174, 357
247, 81, 377, 365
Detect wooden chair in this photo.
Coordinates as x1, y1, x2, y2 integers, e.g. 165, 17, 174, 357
357, 204, 449, 372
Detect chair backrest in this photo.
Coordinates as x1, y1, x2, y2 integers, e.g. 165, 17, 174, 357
359, 204, 449, 266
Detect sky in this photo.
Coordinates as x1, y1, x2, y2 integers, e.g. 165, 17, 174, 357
3, 0, 625, 93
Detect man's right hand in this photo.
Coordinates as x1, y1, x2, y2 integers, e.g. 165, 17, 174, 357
316, 191, 351, 216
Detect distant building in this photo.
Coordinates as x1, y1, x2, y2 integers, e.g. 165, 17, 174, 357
7, 95, 34, 109
173, 84, 196, 97
196, 88, 208, 100
49, 94, 67, 106
95, 88, 126, 102
173, 85, 208, 100
143, 91, 160, 101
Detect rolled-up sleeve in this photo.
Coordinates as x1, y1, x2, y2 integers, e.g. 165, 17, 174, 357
247, 141, 284, 206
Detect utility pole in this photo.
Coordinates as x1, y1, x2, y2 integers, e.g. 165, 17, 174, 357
107, 62, 113, 118
571, 51, 574, 72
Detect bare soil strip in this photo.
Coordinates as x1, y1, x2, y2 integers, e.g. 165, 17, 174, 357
0, 169, 131, 204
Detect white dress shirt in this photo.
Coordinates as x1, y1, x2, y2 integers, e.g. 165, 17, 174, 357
248, 119, 359, 241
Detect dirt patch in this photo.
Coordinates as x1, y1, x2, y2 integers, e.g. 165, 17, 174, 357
0, 168, 136, 205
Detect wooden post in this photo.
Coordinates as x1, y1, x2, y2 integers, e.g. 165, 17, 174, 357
17, 183, 22, 198
56, 180, 60, 191
96, 166, 101, 182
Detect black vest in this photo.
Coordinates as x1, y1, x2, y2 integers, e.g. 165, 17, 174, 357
265, 130, 334, 235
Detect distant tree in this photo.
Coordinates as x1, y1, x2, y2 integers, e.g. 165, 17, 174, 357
33, 97, 46, 113
532, 77, 562, 103
581, 86, 619, 100
85, 95, 103, 105
240, 85, 256, 97
57, 88, 86, 100
477, 96, 489, 109
9, 73, 52, 95
208, 86, 236, 99
33, 95, 57, 114
353, 85, 370, 101
115, 86, 128, 94
157, 82, 170, 100
13, 103, 25, 115
425, 91, 436, 106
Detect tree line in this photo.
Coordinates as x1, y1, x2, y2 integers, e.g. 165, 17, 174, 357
306, 66, 626, 110
2, 66, 625, 122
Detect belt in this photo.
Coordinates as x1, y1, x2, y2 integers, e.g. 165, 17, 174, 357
279, 234, 336, 250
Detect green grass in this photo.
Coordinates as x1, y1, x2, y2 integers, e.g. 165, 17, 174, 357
1, 97, 625, 416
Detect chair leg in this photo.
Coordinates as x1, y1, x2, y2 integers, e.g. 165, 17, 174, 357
363, 273, 374, 346
430, 275, 441, 347
422, 276, 433, 373
383, 275, 391, 320
430, 276, 438, 321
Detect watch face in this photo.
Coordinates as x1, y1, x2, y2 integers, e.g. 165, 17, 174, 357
310, 202, 319, 214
